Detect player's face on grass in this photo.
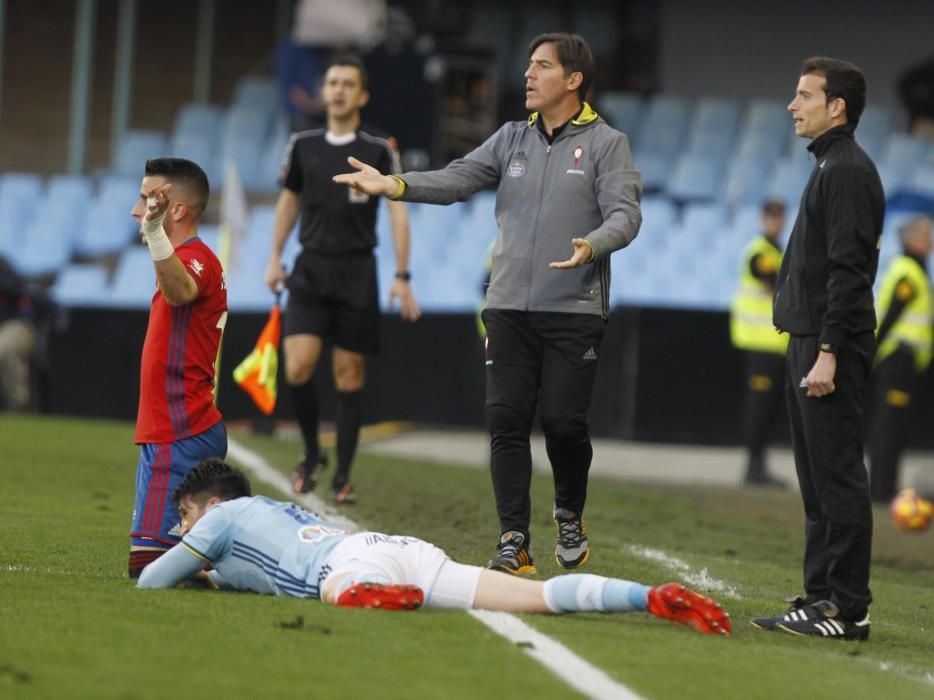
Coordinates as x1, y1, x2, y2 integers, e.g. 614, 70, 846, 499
788, 73, 844, 140
178, 494, 212, 535
525, 42, 580, 113
323, 65, 369, 120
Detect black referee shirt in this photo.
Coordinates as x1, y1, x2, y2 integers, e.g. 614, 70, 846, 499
280, 124, 402, 254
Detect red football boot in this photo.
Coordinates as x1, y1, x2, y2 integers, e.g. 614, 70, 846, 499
336, 582, 425, 611
647, 583, 731, 636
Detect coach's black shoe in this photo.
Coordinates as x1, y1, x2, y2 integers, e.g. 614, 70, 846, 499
776, 600, 870, 641
751, 595, 813, 631
487, 531, 537, 575
291, 453, 328, 495
554, 507, 590, 569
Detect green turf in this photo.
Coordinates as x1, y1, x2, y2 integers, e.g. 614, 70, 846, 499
2, 415, 933, 699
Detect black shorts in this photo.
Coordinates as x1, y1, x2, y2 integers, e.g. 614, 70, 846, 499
284, 251, 380, 354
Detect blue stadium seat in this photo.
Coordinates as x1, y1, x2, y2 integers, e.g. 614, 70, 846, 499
877, 164, 908, 196
218, 106, 273, 192
736, 100, 788, 161
722, 158, 770, 206
598, 92, 642, 139
253, 117, 291, 194
904, 165, 934, 197
52, 263, 111, 307
73, 176, 140, 257
632, 150, 675, 192
685, 97, 741, 159
110, 247, 156, 307
667, 154, 724, 201
880, 134, 928, 171
13, 211, 74, 277
232, 76, 280, 111
682, 202, 729, 238
764, 158, 810, 207
47, 175, 93, 219
636, 95, 691, 155
855, 105, 891, 159
113, 130, 169, 177
0, 173, 43, 257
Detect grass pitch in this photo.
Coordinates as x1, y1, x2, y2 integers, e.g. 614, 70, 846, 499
2, 414, 933, 699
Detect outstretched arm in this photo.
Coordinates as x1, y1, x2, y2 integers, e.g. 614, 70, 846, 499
333, 157, 402, 198
137, 544, 208, 589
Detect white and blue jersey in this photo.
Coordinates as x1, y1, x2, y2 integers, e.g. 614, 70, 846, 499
138, 496, 348, 598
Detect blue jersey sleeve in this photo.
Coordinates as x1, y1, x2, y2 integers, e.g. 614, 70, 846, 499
181, 503, 235, 562
137, 546, 207, 589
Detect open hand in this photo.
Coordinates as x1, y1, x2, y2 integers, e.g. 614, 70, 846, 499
333, 157, 398, 197
549, 238, 594, 269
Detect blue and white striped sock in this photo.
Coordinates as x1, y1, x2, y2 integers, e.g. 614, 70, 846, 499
543, 574, 650, 614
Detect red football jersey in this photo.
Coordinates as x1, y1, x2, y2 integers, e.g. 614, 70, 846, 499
135, 237, 227, 444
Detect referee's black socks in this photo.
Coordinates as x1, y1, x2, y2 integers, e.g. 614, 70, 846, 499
335, 389, 364, 485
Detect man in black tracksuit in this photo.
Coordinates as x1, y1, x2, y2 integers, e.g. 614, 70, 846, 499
751, 57, 884, 641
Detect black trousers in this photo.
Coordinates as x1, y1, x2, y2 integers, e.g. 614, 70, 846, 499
481, 309, 606, 539
868, 346, 917, 503
741, 350, 786, 476
785, 333, 874, 620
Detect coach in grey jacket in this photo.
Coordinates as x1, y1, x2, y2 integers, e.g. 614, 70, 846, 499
335, 32, 642, 576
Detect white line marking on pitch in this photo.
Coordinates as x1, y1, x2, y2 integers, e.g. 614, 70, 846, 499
625, 545, 740, 599
228, 436, 644, 700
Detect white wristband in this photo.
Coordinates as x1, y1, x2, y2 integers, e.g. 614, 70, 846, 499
141, 216, 174, 261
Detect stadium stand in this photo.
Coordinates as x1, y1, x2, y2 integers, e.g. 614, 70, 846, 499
15, 80, 934, 315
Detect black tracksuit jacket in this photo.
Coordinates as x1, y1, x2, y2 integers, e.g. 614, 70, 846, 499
773, 123, 885, 348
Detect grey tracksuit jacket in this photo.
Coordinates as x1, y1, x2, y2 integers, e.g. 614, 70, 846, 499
397, 103, 642, 317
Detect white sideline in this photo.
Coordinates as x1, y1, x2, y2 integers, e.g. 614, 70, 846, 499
626, 545, 741, 599
227, 437, 644, 700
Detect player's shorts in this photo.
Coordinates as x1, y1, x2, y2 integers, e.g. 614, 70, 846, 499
130, 420, 227, 548
321, 532, 483, 609
284, 251, 380, 354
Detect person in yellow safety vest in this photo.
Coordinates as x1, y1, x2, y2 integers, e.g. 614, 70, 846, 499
867, 214, 933, 503
730, 199, 789, 487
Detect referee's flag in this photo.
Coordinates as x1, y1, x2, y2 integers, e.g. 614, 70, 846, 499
233, 303, 281, 414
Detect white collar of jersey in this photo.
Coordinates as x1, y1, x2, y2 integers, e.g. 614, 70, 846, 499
325, 131, 357, 146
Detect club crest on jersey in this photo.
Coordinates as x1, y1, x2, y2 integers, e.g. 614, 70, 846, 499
507, 161, 526, 177
188, 258, 204, 277
567, 146, 585, 175
298, 524, 346, 543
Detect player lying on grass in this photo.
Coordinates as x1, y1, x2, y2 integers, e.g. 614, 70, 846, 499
137, 459, 731, 636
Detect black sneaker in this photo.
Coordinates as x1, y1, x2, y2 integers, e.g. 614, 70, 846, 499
750, 595, 812, 630
776, 600, 870, 640
486, 531, 537, 575
291, 453, 328, 495
554, 507, 590, 569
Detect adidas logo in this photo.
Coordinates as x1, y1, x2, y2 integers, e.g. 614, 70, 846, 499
167, 523, 183, 537
583, 347, 597, 360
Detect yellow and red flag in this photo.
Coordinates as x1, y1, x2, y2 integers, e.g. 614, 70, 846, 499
233, 303, 281, 415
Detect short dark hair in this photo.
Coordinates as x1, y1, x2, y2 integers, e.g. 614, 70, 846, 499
144, 157, 210, 217
327, 54, 368, 90
528, 33, 595, 101
801, 56, 867, 125
171, 458, 252, 508
762, 199, 786, 216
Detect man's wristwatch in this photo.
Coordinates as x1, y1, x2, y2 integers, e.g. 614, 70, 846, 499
395, 271, 412, 282
819, 343, 838, 354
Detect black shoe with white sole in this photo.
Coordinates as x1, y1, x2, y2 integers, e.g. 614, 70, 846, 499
750, 595, 812, 631
776, 600, 870, 641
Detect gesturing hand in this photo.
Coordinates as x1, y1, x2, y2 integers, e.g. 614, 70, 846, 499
332, 157, 398, 197
549, 238, 594, 269
144, 183, 172, 223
